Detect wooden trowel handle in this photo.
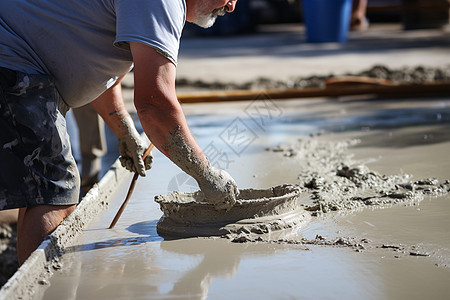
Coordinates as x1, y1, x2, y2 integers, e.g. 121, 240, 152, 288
108, 143, 154, 229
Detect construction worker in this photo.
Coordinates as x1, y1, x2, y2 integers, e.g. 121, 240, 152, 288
0, 0, 239, 265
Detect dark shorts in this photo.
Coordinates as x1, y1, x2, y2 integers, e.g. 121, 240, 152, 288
0, 67, 80, 210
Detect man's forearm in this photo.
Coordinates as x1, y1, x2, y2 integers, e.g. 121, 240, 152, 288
90, 76, 151, 176
130, 41, 238, 208
131, 41, 211, 180
90, 76, 132, 138
136, 98, 211, 182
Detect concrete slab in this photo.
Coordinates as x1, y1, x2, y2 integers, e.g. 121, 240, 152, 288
28, 96, 450, 300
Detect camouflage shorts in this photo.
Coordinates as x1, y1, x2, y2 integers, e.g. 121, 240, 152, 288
0, 67, 80, 210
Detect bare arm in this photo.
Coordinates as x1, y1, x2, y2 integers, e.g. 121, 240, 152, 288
131, 43, 203, 156
90, 76, 151, 176
90, 76, 129, 137
130, 41, 238, 208
130, 42, 207, 170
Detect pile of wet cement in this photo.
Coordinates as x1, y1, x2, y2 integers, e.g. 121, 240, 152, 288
268, 137, 450, 216
175, 65, 450, 91
227, 136, 449, 247
156, 135, 449, 251
231, 233, 434, 261
223, 137, 449, 266
269, 137, 450, 216
156, 184, 311, 238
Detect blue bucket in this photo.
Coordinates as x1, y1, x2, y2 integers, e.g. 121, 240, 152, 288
302, 0, 352, 43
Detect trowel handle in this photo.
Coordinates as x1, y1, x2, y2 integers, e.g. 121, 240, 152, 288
108, 143, 154, 229
142, 142, 154, 160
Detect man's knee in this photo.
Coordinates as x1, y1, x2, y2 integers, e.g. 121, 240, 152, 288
23, 204, 76, 232
48, 204, 76, 222
39, 204, 76, 226
17, 204, 76, 265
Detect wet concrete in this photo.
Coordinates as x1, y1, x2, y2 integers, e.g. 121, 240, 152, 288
156, 184, 310, 238
33, 96, 450, 299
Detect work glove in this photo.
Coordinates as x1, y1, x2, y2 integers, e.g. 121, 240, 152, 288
117, 116, 153, 176
197, 166, 239, 210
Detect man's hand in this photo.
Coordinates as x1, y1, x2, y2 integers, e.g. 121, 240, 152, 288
89, 74, 152, 177
197, 167, 239, 210
117, 116, 152, 176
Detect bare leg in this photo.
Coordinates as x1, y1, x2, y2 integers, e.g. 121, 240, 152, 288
16, 204, 76, 265
351, 0, 369, 30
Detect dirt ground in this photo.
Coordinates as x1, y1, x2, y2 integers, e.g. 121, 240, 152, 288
0, 222, 17, 287
0, 209, 18, 287
174, 65, 450, 91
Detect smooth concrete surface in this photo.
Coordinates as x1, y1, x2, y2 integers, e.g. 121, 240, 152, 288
32, 96, 450, 300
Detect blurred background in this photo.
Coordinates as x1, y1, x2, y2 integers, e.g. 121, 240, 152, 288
183, 0, 450, 36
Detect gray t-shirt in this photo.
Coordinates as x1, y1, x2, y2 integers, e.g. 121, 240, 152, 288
0, 0, 185, 107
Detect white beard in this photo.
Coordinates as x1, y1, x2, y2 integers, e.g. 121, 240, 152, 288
194, 14, 217, 28
193, 5, 226, 28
